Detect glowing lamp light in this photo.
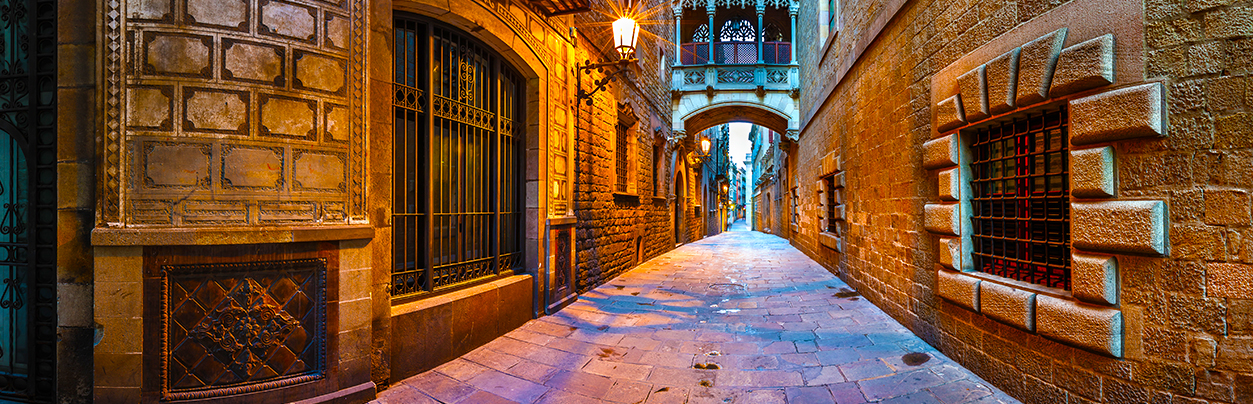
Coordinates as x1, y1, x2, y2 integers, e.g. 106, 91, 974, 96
699, 136, 712, 156
612, 17, 640, 61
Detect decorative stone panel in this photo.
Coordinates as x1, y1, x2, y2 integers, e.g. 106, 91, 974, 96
936, 95, 965, 133
261, 0, 318, 41
260, 96, 318, 140
1072, 253, 1118, 305
293, 151, 347, 192
986, 48, 1020, 114
1037, 295, 1123, 357
1072, 200, 1168, 256
184, 88, 250, 134
127, 87, 174, 129
1049, 35, 1115, 98
924, 203, 960, 236
923, 134, 960, 169
1015, 29, 1066, 106
937, 270, 980, 311
980, 281, 1036, 331
144, 142, 211, 188
1070, 83, 1166, 146
145, 34, 213, 77
1070, 146, 1115, 198
223, 40, 285, 85
222, 146, 284, 190
957, 65, 989, 122
186, 0, 249, 29
294, 51, 347, 94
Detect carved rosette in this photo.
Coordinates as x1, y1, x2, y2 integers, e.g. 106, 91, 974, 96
191, 278, 300, 380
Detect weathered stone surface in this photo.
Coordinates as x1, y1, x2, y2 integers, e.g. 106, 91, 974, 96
1072, 253, 1118, 306
184, 90, 246, 131
326, 104, 348, 142
1016, 29, 1067, 106
262, 1, 316, 39
186, 0, 247, 28
327, 14, 350, 48
296, 53, 346, 93
937, 270, 980, 312
980, 282, 1036, 331
294, 152, 346, 191
958, 65, 989, 122
938, 237, 963, 270
986, 48, 1020, 114
1070, 146, 1115, 198
1208, 262, 1253, 299
819, 231, 841, 251
127, 88, 169, 128
1204, 188, 1251, 226
1071, 83, 1166, 146
127, 0, 170, 20
260, 97, 315, 138
923, 134, 960, 169
1037, 295, 1122, 357
1072, 200, 1168, 256
222, 147, 282, 189
224, 41, 283, 83
146, 35, 209, 75
936, 95, 966, 133
145, 144, 208, 187
924, 203, 960, 236
1050, 35, 1116, 97
938, 167, 960, 201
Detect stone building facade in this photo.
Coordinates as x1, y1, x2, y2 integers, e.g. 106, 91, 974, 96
787, 0, 1253, 402
24, 0, 714, 402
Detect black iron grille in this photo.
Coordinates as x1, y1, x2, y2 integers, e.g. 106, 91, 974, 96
616, 125, 629, 192
970, 107, 1071, 290
823, 176, 838, 233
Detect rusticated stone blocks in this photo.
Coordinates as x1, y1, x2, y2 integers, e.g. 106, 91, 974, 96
1070, 146, 1115, 198
938, 270, 980, 311
958, 65, 989, 122
1071, 83, 1166, 146
1207, 262, 1253, 299
1050, 35, 1115, 98
986, 48, 1020, 114
1072, 253, 1118, 306
1016, 29, 1067, 106
980, 281, 1036, 331
936, 95, 966, 133
1072, 200, 1168, 256
938, 237, 963, 270
924, 203, 960, 236
923, 134, 960, 169
938, 167, 960, 201
1037, 295, 1123, 357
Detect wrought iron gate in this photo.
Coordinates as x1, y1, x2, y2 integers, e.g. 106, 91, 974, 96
0, 0, 55, 400
391, 15, 525, 300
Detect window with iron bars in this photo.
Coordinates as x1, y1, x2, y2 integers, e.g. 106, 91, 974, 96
616, 123, 629, 193
970, 107, 1071, 290
821, 174, 840, 233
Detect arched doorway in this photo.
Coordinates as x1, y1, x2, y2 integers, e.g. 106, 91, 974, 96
675, 171, 685, 245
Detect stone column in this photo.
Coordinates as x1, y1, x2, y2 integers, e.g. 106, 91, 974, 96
789, 4, 798, 64
756, 1, 765, 64
707, 1, 716, 63
674, 5, 682, 65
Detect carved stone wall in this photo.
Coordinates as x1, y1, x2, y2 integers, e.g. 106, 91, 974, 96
103, 0, 365, 226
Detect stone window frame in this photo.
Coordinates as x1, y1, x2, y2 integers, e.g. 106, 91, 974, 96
615, 102, 640, 195
818, 0, 839, 46
923, 10, 1167, 359
817, 150, 843, 251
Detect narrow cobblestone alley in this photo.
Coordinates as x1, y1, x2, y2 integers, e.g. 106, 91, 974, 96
374, 224, 1018, 404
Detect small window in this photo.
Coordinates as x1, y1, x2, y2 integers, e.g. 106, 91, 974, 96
970, 107, 1071, 289
616, 102, 638, 193
820, 174, 842, 233
828, 0, 837, 32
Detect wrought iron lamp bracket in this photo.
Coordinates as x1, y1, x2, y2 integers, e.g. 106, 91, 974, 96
575, 58, 637, 105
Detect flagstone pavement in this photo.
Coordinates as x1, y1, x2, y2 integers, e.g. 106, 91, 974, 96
373, 222, 1019, 404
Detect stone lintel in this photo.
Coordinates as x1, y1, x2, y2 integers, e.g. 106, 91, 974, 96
1072, 200, 1168, 256
1072, 253, 1118, 306
936, 95, 966, 133
1071, 82, 1166, 146
1037, 295, 1123, 357
1070, 146, 1116, 198
987, 48, 1020, 114
958, 65, 989, 122
820, 232, 842, 251
1017, 28, 1067, 106
924, 203, 960, 236
938, 167, 960, 201
938, 270, 980, 312
923, 134, 960, 169
980, 281, 1037, 331
1050, 34, 1115, 98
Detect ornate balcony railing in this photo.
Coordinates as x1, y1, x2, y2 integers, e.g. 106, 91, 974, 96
672, 64, 797, 92
679, 41, 792, 65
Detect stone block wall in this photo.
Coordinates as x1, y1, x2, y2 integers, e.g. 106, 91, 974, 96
792, 0, 1253, 402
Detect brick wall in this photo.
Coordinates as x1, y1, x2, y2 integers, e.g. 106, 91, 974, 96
792, 0, 1253, 403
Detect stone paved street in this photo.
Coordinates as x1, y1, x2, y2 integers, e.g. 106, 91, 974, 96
374, 223, 1018, 404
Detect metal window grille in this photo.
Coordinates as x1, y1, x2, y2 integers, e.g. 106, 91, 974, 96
971, 107, 1071, 290
823, 175, 838, 233
391, 15, 525, 299
616, 124, 629, 192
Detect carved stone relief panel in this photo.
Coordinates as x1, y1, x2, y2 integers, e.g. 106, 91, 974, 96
161, 258, 326, 400
106, 0, 365, 226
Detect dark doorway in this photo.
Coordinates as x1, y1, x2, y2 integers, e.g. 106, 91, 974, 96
675, 173, 685, 245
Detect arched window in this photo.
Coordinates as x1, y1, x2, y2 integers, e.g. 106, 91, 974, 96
719, 18, 756, 42
692, 23, 710, 43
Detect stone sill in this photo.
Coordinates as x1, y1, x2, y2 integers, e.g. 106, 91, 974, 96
613, 192, 641, 205
652, 196, 668, 204
392, 274, 532, 317
92, 224, 374, 246
548, 216, 576, 226
961, 270, 1073, 301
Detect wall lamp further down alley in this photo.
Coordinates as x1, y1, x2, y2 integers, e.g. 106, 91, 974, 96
575, 17, 639, 105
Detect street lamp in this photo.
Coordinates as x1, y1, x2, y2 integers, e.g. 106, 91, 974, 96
575, 17, 640, 105
694, 132, 712, 158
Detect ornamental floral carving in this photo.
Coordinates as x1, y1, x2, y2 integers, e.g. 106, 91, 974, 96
191, 278, 299, 380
